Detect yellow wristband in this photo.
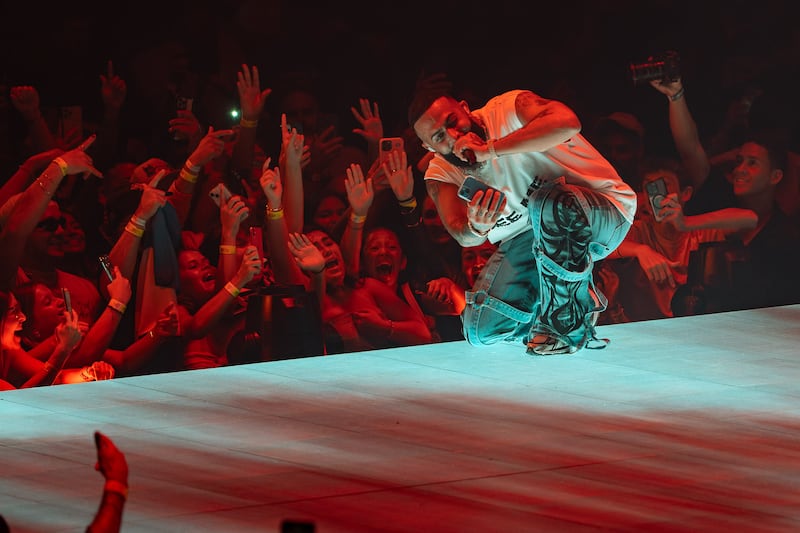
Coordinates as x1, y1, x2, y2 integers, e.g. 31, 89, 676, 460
124, 223, 144, 238
179, 168, 198, 183
224, 282, 240, 298
108, 298, 127, 315
240, 118, 258, 128
103, 480, 128, 500
53, 157, 69, 177
350, 213, 367, 224
267, 208, 284, 220
219, 245, 237, 255
398, 197, 417, 209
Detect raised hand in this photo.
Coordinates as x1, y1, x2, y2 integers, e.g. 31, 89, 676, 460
634, 245, 680, 288
236, 64, 271, 123
55, 307, 83, 352
187, 127, 234, 168
58, 135, 103, 178
106, 266, 132, 306
220, 194, 250, 234
344, 163, 373, 217
280, 113, 305, 168
233, 245, 263, 286
130, 169, 169, 221
94, 431, 128, 484
259, 158, 282, 209
153, 302, 181, 338
10, 85, 42, 121
382, 149, 414, 201
350, 98, 383, 145
288, 232, 326, 274
100, 60, 127, 114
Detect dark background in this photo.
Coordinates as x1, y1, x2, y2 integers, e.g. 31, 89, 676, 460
2, 0, 797, 156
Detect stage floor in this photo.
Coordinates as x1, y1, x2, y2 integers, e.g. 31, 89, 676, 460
2, 305, 800, 532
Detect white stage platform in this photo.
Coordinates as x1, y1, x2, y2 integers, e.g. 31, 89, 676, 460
2, 305, 800, 532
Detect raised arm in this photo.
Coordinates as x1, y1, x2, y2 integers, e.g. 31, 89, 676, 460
0, 136, 101, 290
230, 64, 272, 190
340, 163, 374, 278
650, 78, 711, 188
10, 85, 58, 152
456, 90, 581, 164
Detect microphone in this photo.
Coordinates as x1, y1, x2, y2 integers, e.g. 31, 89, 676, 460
463, 149, 477, 165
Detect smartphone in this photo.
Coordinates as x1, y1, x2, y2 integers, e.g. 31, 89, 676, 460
457, 175, 505, 203
99, 255, 114, 282
249, 226, 264, 260
209, 182, 233, 208
379, 137, 404, 166
58, 105, 83, 139
645, 177, 668, 221
61, 287, 72, 314
176, 96, 193, 113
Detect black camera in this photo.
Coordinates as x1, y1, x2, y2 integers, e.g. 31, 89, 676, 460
381, 139, 394, 151
629, 50, 681, 85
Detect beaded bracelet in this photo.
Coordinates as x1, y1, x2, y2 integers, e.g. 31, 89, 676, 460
108, 298, 127, 315
103, 480, 129, 500
219, 245, 237, 255
468, 220, 491, 238
224, 282, 241, 298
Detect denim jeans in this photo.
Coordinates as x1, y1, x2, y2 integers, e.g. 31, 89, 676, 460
463, 179, 631, 348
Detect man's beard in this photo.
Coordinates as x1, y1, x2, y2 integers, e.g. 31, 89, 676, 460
442, 119, 487, 169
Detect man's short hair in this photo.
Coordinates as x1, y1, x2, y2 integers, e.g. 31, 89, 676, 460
744, 129, 789, 172
407, 88, 452, 128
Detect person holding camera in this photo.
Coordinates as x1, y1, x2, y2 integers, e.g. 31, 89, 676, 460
407, 87, 637, 355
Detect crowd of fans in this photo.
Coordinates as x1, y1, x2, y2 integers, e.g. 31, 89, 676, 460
1, 2, 799, 390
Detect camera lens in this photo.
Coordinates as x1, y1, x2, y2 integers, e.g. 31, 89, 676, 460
381, 140, 392, 151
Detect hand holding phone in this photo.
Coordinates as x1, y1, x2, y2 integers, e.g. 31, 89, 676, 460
379, 137, 404, 166
61, 287, 72, 314
99, 255, 114, 282
209, 182, 233, 208
645, 177, 668, 221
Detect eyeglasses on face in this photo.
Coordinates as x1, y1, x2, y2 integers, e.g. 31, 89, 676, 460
36, 216, 67, 232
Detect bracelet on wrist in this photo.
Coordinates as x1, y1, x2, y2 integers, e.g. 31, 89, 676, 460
467, 220, 491, 238
267, 207, 284, 220
124, 223, 144, 238
130, 215, 147, 228
240, 118, 259, 128
398, 196, 417, 209
224, 281, 241, 298
53, 157, 70, 177
219, 244, 237, 255
179, 168, 198, 183
670, 87, 685, 102
103, 480, 129, 500
350, 213, 367, 224
108, 298, 127, 315
184, 158, 201, 172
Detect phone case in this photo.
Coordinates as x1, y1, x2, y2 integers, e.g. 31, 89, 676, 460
645, 178, 668, 221
379, 137, 404, 164
62, 287, 72, 313
99, 255, 114, 282
209, 183, 233, 207
457, 176, 503, 203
